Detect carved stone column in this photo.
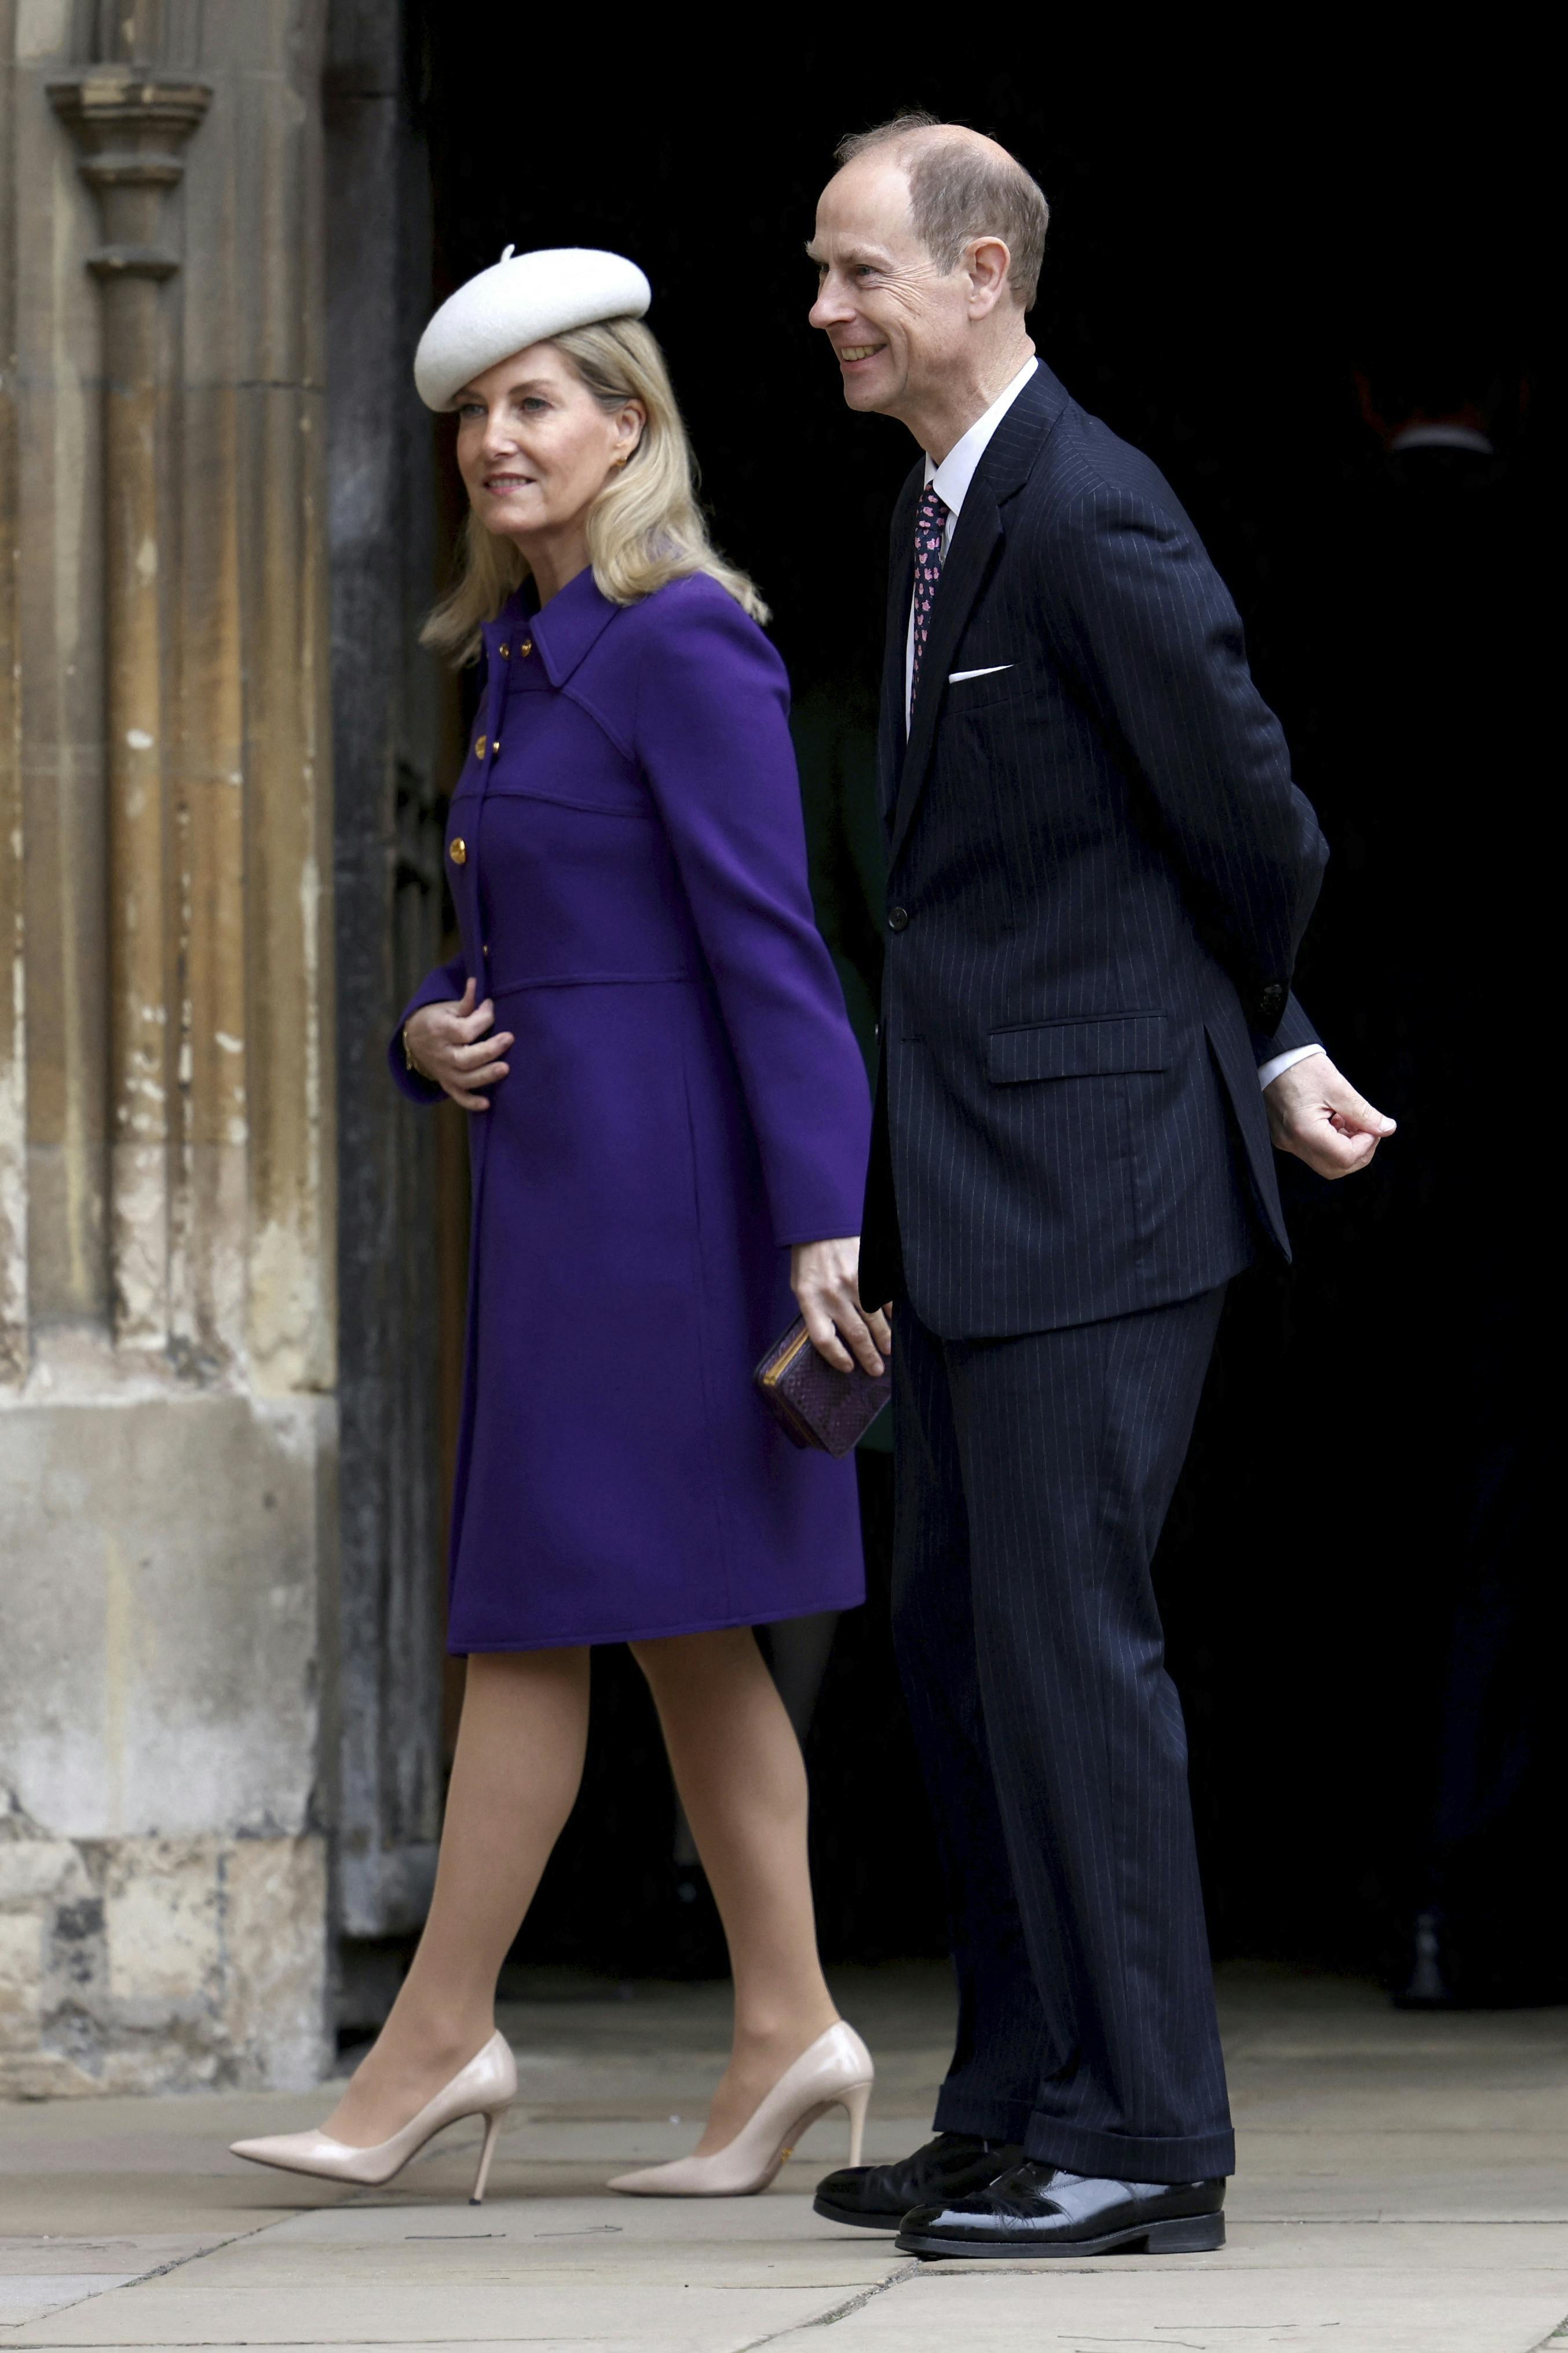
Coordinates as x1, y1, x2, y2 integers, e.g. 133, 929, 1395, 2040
47, 67, 209, 1345
0, 0, 25, 1380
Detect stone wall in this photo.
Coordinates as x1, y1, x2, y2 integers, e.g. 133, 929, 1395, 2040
0, 0, 340, 2094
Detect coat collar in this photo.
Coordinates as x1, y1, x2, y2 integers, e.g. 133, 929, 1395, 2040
484, 565, 622, 688
884, 360, 1071, 869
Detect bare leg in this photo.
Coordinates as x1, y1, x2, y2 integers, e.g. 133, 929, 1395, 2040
632, 1627, 840, 2153
323, 1646, 590, 2146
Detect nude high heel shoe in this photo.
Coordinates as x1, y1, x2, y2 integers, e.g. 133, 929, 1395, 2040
607, 2020, 873, 2197
229, 2030, 517, 2205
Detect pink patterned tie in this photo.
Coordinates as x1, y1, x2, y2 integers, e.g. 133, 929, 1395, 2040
909, 482, 950, 712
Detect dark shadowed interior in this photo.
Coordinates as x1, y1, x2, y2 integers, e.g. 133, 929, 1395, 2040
360, 28, 1553, 2013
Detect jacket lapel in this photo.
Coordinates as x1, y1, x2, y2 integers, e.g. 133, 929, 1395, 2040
879, 466, 921, 820
882, 363, 1070, 870
887, 499, 1003, 865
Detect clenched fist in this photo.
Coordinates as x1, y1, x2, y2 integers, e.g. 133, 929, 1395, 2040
1264, 1050, 1395, 1178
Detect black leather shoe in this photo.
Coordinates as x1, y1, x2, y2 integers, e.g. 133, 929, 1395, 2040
813, 2131, 1026, 2231
896, 2162, 1226, 2258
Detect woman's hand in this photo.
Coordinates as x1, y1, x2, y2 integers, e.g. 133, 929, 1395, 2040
790, 1238, 892, 1376
404, 979, 514, 1110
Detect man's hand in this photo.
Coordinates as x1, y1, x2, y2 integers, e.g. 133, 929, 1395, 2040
1264, 1050, 1395, 1179
791, 1237, 892, 1376
404, 979, 514, 1111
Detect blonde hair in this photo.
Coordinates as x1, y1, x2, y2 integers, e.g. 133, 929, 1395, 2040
422, 317, 767, 663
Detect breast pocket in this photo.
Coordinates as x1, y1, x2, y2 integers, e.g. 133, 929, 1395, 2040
946, 664, 1030, 715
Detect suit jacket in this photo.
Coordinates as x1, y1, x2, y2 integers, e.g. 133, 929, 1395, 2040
862, 360, 1326, 1337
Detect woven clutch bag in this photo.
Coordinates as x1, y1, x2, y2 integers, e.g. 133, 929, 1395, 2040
752, 1314, 891, 1457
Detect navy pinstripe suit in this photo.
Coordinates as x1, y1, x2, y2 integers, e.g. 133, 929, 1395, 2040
863, 360, 1327, 2181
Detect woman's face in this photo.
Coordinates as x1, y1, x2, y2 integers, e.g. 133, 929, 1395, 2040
454, 343, 644, 546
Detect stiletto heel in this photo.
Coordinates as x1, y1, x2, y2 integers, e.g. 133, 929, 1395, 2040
469, 2109, 505, 2205
229, 2030, 517, 2193
841, 2076, 871, 2169
608, 2022, 875, 2198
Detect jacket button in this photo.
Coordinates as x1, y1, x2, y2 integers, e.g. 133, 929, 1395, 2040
474, 736, 487, 759
1258, 980, 1286, 1025
499, 642, 510, 658
449, 838, 467, 866
887, 905, 909, 931
519, 638, 533, 656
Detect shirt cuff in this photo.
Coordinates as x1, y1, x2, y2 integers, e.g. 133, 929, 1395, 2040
1258, 1042, 1326, 1091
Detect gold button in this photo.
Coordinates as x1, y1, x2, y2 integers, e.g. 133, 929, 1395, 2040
449, 838, 467, 866
518, 638, 533, 656
499, 642, 510, 657
474, 735, 487, 759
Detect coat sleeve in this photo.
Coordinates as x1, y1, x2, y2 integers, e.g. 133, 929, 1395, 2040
385, 950, 469, 1106
1252, 988, 1321, 1070
1045, 485, 1329, 1035
631, 584, 872, 1245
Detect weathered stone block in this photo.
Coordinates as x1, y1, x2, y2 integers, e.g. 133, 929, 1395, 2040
0, 1830, 330, 2096
0, 1910, 43, 2049
0, 1383, 336, 2095
221, 1835, 331, 2089
0, 1837, 92, 1905
0, 1389, 334, 1840
104, 1841, 220, 2011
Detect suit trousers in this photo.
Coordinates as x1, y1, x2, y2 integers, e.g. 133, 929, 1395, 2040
893, 1285, 1236, 2181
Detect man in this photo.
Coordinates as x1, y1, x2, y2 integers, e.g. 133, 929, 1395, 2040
805, 114, 1394, 2260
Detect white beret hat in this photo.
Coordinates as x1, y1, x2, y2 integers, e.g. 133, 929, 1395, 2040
414, 246, 652, 412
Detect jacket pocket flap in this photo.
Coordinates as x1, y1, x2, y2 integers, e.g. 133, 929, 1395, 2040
988, 1014, 1168, 1083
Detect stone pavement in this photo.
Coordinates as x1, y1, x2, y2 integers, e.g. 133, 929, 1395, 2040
2, 1961, 1565, 2352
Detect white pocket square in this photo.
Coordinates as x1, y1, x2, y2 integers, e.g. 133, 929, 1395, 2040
948, 664, 1014, 683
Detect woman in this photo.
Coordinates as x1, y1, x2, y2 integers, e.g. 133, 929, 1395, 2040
231, 248, 884, 2204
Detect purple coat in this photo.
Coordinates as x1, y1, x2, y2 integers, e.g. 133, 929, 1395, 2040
390, 567, 872, 1651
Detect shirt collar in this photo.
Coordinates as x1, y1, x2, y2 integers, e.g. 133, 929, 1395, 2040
924, 357, 1040, 515
1388, 422, 1494, 458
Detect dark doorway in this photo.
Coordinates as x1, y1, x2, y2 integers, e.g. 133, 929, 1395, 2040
401, 31, 1551, 1997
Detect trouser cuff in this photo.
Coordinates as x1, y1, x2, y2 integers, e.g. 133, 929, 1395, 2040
933, 2084, 1035, 2145
1024, 2111, 1236, 2182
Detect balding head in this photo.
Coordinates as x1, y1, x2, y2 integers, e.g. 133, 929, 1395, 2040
808, 114, 1041, 455
835, 112, 1048, 310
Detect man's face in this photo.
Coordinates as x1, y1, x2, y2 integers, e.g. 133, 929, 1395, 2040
807, 156, 973, 422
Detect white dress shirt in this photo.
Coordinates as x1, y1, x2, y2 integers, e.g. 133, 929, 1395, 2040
1388, 422, 1494, 456
902, 356, 1320, 1092
904, 356, 1039, 720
